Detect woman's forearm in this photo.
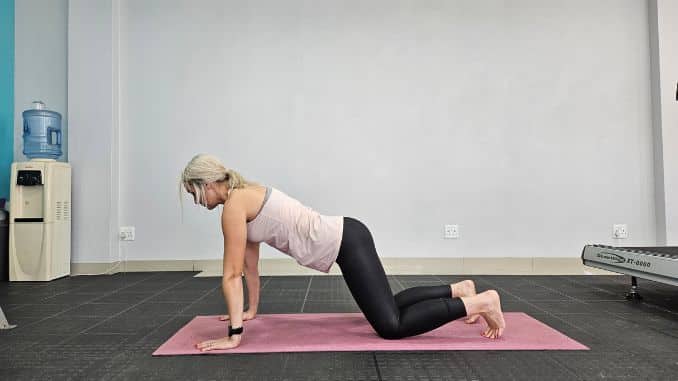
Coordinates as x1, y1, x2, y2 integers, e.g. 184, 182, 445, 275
245, 271, 260, 313
222, 275, 245, 328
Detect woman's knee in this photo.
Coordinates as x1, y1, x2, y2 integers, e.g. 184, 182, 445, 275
374, 320, 403, 340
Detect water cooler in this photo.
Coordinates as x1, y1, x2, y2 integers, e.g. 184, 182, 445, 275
8, 101, 71, 281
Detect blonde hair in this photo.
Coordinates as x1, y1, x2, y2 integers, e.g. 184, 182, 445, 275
179, 154, 255, 208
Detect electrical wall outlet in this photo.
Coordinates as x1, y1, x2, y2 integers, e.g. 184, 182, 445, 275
120, 226, 135, 241
444, 224, 459, 239
613, 224, 628, 239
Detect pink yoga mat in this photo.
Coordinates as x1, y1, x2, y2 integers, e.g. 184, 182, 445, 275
153, 312, 588, 355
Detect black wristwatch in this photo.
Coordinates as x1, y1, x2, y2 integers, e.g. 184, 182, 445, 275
228, 325, 243, 337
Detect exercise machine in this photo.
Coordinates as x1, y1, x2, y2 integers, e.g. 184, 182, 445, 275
581, 245, 678, 300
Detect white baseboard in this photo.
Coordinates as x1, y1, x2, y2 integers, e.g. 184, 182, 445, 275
71, 257, 617, 277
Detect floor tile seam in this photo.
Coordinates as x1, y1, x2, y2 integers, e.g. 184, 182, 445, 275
553, 299, 637, 302
96, 311, 180, 349
305, 296, 354, 301
8, 313, 144, 320
605, 302, 678, 318
257, 277, 272, 292
3, 273, 167, 336
396, 280, 445, 285
40, 284, 112, 302
431, 275, 448, 289
2, 305, 26, 312
77, 347, 149, 380
637, 352, 678, 368
59, 313, 183, 319
172, 283, 224, 316
39, 273, 161, 302
281, 354, 290, 372
632, 302, 678, 316
303, 286, 349, 291
552, 350, 678, 374
123, 314, 185, 344
36, 343, 131, 355
478, 278, 578, 316
376, 344, 481, 380
60, 273, 166, 304
545, 352, 591, 381
300, 276, 314, 313
509, 299, 617, 302
6, 281, 82, 298
462, 351, 582, 381
87, 301, 187, 305
0, 283, 41, 291
30, 316, 166, 356
526, 281, 588, 303
571, 283, 678, 316
547, 312, 616, 316
304, 297, 355, 301
559, 276, 628, 295
71, 332, 135, 336
371, 352, 383, 381
391, 276, 407, 292
606, 309, 678, 339
74, 274, 198, 337
475, 277, 624, 349
303, 299, 356, 303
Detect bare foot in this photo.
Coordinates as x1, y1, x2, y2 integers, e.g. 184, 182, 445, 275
450, 280, 480, 324
477, 290, 505, 339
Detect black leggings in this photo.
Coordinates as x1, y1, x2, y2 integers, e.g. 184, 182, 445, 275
336, 217, 467, 339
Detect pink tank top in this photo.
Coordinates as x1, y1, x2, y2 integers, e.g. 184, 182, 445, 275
246, 187, 344, 273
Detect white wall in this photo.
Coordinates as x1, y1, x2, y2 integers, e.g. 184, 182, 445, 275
14, 0, 69, 162
649, 0, 678, 245
71, 0, 664, 264
68, 0, 120, 263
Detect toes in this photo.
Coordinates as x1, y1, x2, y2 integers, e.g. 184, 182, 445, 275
481, 327, 503, 339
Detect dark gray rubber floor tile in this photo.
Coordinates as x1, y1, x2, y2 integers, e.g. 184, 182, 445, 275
2, 274, 676, 380
302, 301, 361, 313
462, 351, 581, 381
552, 351, 677, 380
376, 351, 481, 381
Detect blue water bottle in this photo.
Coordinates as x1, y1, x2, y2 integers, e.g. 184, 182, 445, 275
22, 101, 63, 160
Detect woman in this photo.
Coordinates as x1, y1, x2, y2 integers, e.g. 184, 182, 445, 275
180, 154, 505, 352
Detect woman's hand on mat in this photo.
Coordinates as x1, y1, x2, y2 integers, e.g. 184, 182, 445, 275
219, 310, 256, 322
196, 335, 241, 352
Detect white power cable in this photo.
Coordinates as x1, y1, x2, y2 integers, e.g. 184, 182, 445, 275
77, 231, 129, 276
